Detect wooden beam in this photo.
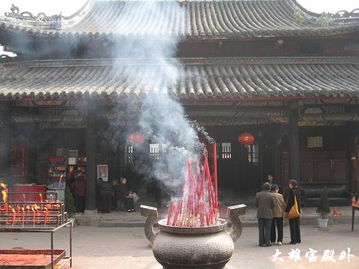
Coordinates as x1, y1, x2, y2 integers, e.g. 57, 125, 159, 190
85, 103, 97, 211
288, 106, 300, 182
184, 105, 287, 113
303, 113, 359, 121
0, 107, 10, 177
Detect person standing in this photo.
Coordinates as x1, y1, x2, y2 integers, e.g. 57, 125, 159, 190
266, 174, 274, 185
68, 168, 78, 197
71, 171, 86, 213
112, 179, 119, 210
266, 174, 284, 194
101, 180, 113, 213
285, 179, 301, 244
255, 182, 276, 247
96, 178, 104, 212
270, 184, 285, 245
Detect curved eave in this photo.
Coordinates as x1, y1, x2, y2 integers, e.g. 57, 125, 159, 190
1, 57, 359, 101
1, 22, 359, 42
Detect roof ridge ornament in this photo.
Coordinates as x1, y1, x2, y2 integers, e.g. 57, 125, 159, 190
4, 4, 62, 30
335, 8, 359, 18
290, 0, 359, 27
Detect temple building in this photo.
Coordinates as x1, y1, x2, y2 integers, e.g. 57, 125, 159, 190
0, 0, 359, 209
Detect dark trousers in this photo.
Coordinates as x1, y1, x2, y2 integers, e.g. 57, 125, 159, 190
270, 217, 283, 243
289, 217, 301, 243
75, 196, 85, 213
117, 198, 125, 211
258, 218, 272, 245
101, 191, 112, 213
125, 197, 135, 210
96, 194, 103, 212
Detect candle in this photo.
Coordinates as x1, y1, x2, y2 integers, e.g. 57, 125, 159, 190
1, 184, 8, 217
58, 175, 63, 186
0, 183, 8, 201
39, 193, 43, 203
25, 206, 30, 225
44, 208, 49, 226
36, 206, 41, 223
12, 208, 16, 226
22, 207, 25, 226
32, 207, 36, 227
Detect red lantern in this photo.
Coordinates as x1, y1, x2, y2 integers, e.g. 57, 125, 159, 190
128, 133, 145, 145
238, 133, 255, 145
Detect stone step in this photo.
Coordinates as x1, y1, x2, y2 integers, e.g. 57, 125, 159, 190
77, 216, 359, 228
74, 207, 359, 228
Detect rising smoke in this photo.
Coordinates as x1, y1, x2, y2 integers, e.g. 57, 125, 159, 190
108, 0, 207, 190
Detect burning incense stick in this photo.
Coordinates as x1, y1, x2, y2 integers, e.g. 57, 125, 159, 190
167, 149, 219, 228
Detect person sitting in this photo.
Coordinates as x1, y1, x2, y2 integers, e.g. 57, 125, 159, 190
118, 177, 135, 212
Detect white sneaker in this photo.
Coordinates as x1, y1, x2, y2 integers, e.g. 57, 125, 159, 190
277, 242, 282, 246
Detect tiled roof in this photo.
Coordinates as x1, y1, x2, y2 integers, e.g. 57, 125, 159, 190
0, 0, 358, 40
0, 57, 358, 100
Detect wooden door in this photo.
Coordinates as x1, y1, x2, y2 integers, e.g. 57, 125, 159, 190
316, 161, 331, 181
332, 160, 347, 181
300, 162, 314, 182
10, 138, 28, 182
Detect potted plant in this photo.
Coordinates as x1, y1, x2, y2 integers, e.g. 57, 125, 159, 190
316, 186, 330, 229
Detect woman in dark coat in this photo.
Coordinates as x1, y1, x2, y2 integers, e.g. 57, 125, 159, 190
285, 179, 301, 244
71, 171, 86, 213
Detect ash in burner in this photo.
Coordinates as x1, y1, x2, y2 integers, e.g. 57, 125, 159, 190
167, 145, 218, 227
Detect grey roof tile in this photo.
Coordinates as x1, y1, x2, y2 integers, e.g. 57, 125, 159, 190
0, 0, 358, 40
0, 57, 359, 99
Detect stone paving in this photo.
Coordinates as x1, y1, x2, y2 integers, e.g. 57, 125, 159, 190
0, 223, 358, 268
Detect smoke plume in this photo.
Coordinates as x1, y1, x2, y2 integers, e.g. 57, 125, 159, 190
110, 0, 205, 190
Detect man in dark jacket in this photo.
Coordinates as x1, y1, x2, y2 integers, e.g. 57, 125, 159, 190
96, 178, 104, 212
255, 182, 276, 247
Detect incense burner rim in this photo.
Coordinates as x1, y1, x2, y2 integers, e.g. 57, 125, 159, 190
140, 204, 246, 244
157, 218, 228, 234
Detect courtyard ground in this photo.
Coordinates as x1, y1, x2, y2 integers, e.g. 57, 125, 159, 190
0, 223, 358, 269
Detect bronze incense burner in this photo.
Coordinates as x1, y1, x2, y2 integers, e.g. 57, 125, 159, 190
141, 204, 246, 269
